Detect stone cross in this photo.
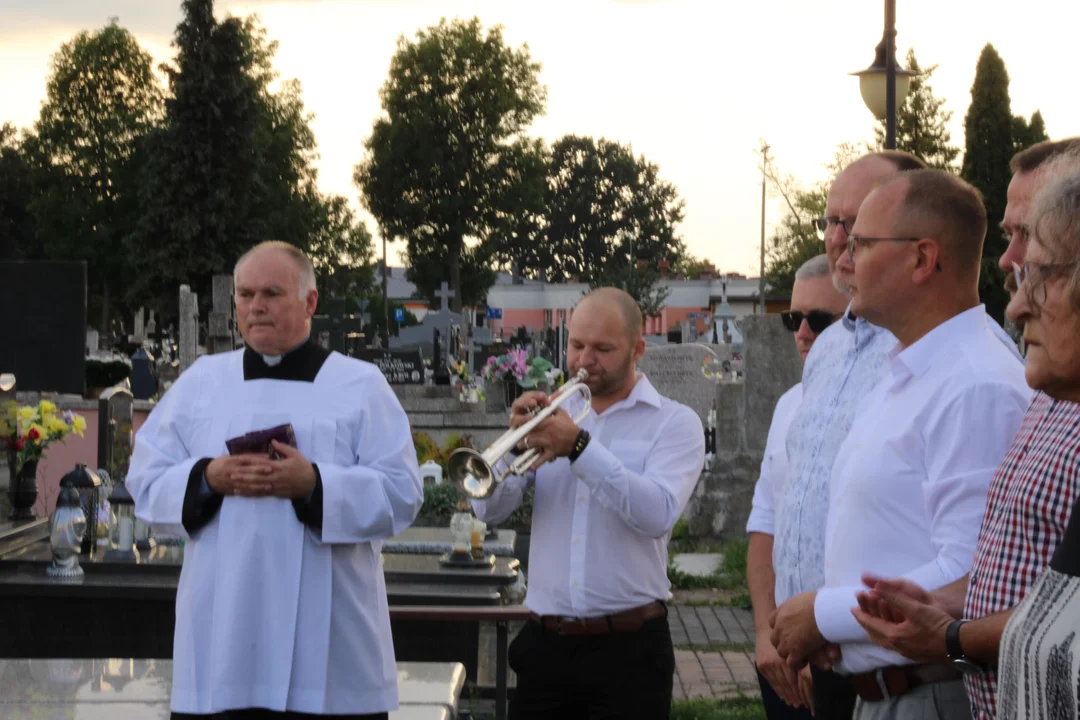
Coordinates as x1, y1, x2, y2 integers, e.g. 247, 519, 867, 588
208, 275, 235, 354
179, 285, 199, 373
86, 330, 100, 354
435, 281, 455, 313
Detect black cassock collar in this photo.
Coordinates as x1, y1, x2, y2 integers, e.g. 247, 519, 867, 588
242, 339, 330, 382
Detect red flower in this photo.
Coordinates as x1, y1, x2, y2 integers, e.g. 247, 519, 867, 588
27, 427, 40, 441
14, 438, 25, 451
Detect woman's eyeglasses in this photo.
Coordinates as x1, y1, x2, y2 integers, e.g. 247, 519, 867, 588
780, 310, 841, 334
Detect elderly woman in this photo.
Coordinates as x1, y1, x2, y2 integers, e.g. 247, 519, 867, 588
848, 160, 1080, 720
993, 168, 1080, 719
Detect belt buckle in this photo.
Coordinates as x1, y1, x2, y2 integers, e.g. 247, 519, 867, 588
557, 616, 577, 634
874, 669, 891, 702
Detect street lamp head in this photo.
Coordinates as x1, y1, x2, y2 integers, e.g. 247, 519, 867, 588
851, 39, 917, 120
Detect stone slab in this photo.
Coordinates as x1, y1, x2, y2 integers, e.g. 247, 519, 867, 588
671, 553, 723, 577
638, 342, 731, 426
384, 527, 516, 557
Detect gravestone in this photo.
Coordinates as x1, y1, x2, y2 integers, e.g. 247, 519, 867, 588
207, 275, 235, 355
0, 261, 87, 394
146, 310, 157, 339
132, 308, 146, 344
98, 387, 135, 483
312, 297, 367, 356
354, 348, 424, 384
86, 330, 99, 354
637, 343, 731, 427
178, 285, 199, 373
390, 281, 465, 357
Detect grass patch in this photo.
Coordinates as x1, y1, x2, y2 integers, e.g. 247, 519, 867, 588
671, 696, 766, 720
668, 536, 751, 604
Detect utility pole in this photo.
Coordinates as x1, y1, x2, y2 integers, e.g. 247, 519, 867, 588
885, 0, 898, 150
381, 231, 389, 346
758, 140, 771, 314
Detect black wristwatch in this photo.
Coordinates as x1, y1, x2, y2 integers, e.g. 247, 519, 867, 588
945, 619, 984, 674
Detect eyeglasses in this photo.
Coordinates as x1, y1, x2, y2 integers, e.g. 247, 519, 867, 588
1012, 260, 1080, 306
813, 216, 856, 241
780, 310, 841, 334
846, 234, 921, 263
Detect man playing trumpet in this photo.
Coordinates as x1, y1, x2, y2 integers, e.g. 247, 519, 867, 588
471, 287, 705, 719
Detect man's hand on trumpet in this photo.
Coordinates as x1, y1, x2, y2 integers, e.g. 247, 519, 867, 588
509, 391, 581, 470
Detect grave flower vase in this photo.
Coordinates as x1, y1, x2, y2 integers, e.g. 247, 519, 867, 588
9, 460, 38, 521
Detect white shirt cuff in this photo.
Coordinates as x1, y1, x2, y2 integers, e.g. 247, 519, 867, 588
569, 437, 618, 487
814, 586, 868, 645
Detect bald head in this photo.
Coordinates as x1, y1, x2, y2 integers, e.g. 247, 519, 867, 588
577, 287, 644, 342
234, 241, 317, 300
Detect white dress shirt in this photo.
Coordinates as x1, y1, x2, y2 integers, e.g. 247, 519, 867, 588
472, 373, 705, 617
746, 382, 803, 541
813, 306, 1031, 674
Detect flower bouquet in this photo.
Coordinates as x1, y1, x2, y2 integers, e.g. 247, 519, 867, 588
482, 350, 559, 406
449, 360, 484, 404
1, 400, 86, 520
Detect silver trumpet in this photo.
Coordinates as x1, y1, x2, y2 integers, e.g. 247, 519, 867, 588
449, 368, 593, 499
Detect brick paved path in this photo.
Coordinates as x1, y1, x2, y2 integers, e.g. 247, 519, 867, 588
669, 605, 761, 701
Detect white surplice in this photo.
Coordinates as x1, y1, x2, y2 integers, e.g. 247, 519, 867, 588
127, 348, 423, 715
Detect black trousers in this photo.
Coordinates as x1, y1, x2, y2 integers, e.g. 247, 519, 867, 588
508, 614, 675, 720
171, 711, 387, 719
810, 666, 857, 720
757, 668, 814, 720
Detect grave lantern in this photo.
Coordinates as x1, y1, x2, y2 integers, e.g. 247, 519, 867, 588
46, 472, 87, 581
104, 479, 139, 563
62, 464, 101, 557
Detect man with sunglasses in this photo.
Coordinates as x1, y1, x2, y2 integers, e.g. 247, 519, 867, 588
748, 254, 849, 719
770, 169, 1031, 720
841, 142, 1080, 720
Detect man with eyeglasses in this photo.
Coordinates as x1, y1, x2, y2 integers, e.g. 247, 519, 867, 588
840, 141, 1080, 720
749, 254, 849, 720
750, 150, 926, 720
770, 169, 1030, 720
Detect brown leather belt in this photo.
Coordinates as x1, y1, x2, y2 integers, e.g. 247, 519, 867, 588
852, 664, 963, 702
529, 601, 666, 635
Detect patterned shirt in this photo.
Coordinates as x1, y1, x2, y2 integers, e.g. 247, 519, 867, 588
964, 392, 1080, 720
773, 310, 895, 605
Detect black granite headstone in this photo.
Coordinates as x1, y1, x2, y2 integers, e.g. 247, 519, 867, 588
354, 348, 424, 385
0, 261, 86, 394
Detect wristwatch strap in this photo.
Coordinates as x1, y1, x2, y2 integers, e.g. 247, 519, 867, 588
945, 619, 969, 661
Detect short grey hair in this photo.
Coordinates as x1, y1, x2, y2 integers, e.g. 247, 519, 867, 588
1027, 168, 1080, 314
794, 254, 831, 282
234, 241, 317, 300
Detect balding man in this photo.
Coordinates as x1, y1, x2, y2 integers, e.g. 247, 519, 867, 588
129, 241, 423, 719
471, 287, 705, 720
748, 254, 849, 719
771, 171, 1031, 720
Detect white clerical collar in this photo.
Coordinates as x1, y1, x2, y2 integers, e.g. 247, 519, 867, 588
260, 335, 310, 367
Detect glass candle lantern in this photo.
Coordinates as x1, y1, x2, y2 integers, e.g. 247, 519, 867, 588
46, 474, 87, 581
103, 480, 138, 563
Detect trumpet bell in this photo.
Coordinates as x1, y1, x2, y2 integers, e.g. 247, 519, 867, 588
447, 447, 497, 499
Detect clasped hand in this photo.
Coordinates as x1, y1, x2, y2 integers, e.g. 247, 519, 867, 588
206, 440, 316, 499
509, 391, 581, 470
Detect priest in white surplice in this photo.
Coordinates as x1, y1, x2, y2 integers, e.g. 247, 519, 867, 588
128, 241, 423, 720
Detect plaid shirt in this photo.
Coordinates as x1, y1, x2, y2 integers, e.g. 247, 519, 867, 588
963, 391, 1080, 719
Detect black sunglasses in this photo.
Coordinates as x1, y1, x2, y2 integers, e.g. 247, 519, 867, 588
781, 310, 840, 334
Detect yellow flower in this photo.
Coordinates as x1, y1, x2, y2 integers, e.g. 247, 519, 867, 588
17, 407, 34, 422
30, 423, 48, 445
47, 416, 70, 435
40, 400, 56, 413
72, 415, 87, 437
0, 419, 10, 437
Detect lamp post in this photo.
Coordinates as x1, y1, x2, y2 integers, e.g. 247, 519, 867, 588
851, 0, 916, 149
758, 141, 770, 315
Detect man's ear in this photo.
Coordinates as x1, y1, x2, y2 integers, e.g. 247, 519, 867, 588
305, 289, 319, 317
632, 334, 646, 364
912, 239, 941, 285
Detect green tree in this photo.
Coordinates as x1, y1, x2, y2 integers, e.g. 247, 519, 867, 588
130, 0, 334, 316
590, 262, 670, 318
960, 43, 1041, 323
0, 123, 38, 260
671, 255, 712, 280
874, 49, 960, 170
355, 17, 547, 311
1012, 109, 1049, 156
539, 135, 686, 284
307, 195, 376, 301
24, 20, 163, 331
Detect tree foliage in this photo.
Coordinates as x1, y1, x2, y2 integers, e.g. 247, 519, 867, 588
590, 262, 671, 318
0, 123, 37, 261
129, 0, 363, 316
762, 144, 855, 297
960, 43, 1047, 323
355, 17, 547, 311
523, 135, 686, 286
874, 49, 960, 170
23, 20, 163, 331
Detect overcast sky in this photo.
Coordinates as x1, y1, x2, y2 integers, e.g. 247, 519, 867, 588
2, 0, 1078, 274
